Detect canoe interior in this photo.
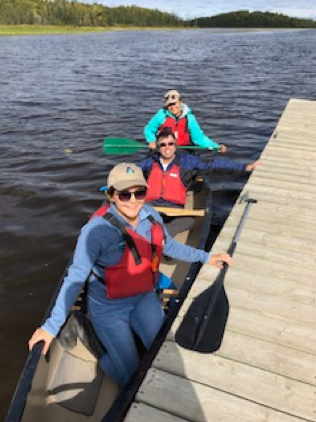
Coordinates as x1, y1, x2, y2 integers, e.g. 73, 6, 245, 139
12, 180, 210, 422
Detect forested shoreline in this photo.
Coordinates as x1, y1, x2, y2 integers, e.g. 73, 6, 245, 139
193, 11, 316, 29
0, 0, 184, 27
0, 1, 315, 29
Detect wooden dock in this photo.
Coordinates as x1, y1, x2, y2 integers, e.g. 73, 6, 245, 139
124, 99, 316, 422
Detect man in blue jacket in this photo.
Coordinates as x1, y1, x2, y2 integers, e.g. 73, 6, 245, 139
138, 128, 260, 236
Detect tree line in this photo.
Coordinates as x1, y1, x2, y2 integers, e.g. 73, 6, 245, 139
0, 0, 184, 27
1, 2, 315, 28
192, 11, 316, 29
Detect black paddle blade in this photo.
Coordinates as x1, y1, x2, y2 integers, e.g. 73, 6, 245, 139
175, 284, 229, 353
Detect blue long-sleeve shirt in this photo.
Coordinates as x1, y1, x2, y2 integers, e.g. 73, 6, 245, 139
42, 204, 210, 337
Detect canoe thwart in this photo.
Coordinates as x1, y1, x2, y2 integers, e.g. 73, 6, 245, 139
154, 207, 205, 217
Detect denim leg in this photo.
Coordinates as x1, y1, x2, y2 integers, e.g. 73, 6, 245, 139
130, 291, 165, 349
88, 295, 140, 387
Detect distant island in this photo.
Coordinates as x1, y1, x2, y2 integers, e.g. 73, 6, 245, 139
191, 10, 316, 29
0, 1, 315, 35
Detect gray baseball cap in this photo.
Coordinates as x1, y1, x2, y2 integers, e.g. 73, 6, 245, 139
107, 163, 148, 191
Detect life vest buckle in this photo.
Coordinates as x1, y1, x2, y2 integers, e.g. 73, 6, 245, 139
151, 254, 160, 272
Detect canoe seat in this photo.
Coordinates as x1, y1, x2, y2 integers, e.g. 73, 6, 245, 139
46, 340, 103, 415
154, 206, 205, 217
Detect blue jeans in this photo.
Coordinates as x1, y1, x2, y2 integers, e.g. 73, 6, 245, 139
87, 290, 164, 386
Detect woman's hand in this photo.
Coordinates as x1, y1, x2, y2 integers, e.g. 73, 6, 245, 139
28, 327, 54, 355
208, 253, 233, 269
218, 145, 227, 154
148, 141, 156, 149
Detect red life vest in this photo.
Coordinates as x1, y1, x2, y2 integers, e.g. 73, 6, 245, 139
146, 162, 187, 205
159, 116, 191, 146
90, 205, 164, 299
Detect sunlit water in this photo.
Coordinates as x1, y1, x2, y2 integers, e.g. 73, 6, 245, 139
1, 28, 315, 416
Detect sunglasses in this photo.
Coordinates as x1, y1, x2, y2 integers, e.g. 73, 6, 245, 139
115, 189, 147, 202
158, 142, 176, 148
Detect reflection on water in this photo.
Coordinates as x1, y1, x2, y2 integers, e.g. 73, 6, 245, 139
1, 28, 316, 418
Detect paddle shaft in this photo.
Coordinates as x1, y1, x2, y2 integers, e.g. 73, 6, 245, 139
106, 144, 214, 151
102, 137, 218, 155
195, 197, 257, 347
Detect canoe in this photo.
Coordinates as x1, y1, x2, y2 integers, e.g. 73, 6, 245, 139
5, 175, 213, 422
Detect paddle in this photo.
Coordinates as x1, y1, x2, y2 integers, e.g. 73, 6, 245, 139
103, 137, 216, 155
175, 193, 257, 353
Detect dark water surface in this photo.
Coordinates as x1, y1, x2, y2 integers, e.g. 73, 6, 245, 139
1, 28, 316, 417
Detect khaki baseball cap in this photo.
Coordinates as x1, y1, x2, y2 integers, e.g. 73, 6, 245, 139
164, 89, 181, 106
107, 163, 148, 191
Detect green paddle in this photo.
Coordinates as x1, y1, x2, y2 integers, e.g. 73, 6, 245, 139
103, 137, 215, 155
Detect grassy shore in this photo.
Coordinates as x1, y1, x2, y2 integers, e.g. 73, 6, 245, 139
0, 24, 187, 36
0, 24, 112, 36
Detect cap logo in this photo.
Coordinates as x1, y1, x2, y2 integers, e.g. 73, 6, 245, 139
126, 166, 135, 175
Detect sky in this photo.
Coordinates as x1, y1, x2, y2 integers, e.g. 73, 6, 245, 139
82, 0, 316, 20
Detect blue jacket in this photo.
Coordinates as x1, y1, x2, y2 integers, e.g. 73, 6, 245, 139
138, 152, 247, 207
143, 103, 220, 150
139, 152, 246, 173
42, 204, 210, 337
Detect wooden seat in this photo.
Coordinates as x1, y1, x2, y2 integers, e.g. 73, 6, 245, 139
154, 207, 205, 217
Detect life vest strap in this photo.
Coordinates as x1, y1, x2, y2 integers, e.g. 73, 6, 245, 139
103, 213, 142, 265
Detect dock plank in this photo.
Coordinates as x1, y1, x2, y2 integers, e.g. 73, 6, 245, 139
125, 403, 190, 422
136, 369, 310, 422
160, 335, 316, 387
152, 343, 316, 420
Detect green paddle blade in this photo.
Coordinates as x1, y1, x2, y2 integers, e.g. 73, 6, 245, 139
103, 138, 147, 155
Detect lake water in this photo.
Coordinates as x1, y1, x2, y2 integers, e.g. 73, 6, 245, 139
1, 28, 315, 417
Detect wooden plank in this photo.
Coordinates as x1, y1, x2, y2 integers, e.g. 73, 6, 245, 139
225, 307, 316, 356
214, 252, 316, 285
257, 154, 316, 167
179, 283, 316, 326
251, 170, 316, 187
261, 147, 316, 160
255, 166, 315, 179
154, 206, 205, 216
161, 331, 316, 387
242, 182, 316, 202
268, 138, 316, 149
218, 225, 316, 253
213, 237, 316, 268
125, 403, 190, 422
152, 342, 316, 420
230, 196, 316, 219
170, 305, 316, 356
244, 189, 316, 209
224, 211, 316, 238
270, 132, 316, 142
248, 176, 316, 194
196, 266, 316, 305
136, 369, 309, 422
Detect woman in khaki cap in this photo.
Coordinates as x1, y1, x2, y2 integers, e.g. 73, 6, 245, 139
144, 89, 227, 152
29, 163, 232, 388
